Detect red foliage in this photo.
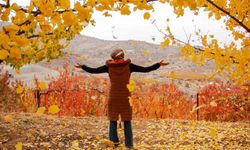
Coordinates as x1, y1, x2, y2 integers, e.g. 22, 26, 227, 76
22, 65, 249, 122
199, 82, 250, 121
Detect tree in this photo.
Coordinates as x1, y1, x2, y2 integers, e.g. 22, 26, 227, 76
0, 0, 249, 84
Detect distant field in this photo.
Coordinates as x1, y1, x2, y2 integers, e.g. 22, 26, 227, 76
162, 71, 211, 81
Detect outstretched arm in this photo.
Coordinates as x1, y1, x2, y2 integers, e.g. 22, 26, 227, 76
75, 63, 108, 74
130, 60, 169, 73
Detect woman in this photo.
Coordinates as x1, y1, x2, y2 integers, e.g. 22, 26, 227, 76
75, 49, 169, 148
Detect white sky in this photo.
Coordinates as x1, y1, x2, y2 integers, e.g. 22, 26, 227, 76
1, 0, 234, 46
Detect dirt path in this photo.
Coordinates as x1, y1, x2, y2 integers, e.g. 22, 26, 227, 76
0, 112, 249, 149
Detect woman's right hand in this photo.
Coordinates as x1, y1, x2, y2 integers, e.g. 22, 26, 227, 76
159, 60, 170, 66
74, 63, 83, 68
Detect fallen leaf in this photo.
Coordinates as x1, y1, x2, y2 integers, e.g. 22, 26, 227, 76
36, 107, 46, 116
100, 139, 114, 147
4, 114, 14, 123
210, 128, 217, 138
15, 142, 22, 150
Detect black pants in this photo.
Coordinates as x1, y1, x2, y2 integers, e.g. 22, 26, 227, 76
109, 121, 133, 148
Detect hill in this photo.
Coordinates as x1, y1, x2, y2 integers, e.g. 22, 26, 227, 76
2, 35, 216, 95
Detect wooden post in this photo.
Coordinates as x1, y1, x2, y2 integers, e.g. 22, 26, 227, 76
35, 90, 41, 108
196, 93, 199, 120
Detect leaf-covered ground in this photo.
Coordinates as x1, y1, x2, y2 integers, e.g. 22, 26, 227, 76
0, 112, 249, 150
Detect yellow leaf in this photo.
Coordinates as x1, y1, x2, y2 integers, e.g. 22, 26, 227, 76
210, 128, 217, 138
4, 24, 19, 32
1, 8, 10, 21
48, 105, 60, 114
79, 131, 86, 137
16, 85, 23, 94
87, 0, 96, 7
62, 11, 77, 26
0, 49, 9, 60
10, 47, 21, 59
14, 36, 29, 46
160, 39, 170, 48
143, 12, 150, 20
40, 129, 47, 137
103, 11, 112, 17
168, 72, 177, 78
95, 134, 100, 140
58, 0, 70, 9
143, 50, 149, 55
71, 140, 79, 148
100, 139, 114, 147
67, 134, 72, 138
15, 142, 22, 150
209, 101, 217, 107
11, 3, 19, 11
148, 58, 152, 62
36, 107, 46, 116
39, 82, 46, 90
121, 5, 131, 15
4, 114, 14, 123
127, 80, 136, 92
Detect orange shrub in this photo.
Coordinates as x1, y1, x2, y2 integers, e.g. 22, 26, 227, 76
199, 82, 250, 121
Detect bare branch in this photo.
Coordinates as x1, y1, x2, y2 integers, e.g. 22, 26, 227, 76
0, 2, 75, 17
6, 0, 10, 7
27, 32, 53, 39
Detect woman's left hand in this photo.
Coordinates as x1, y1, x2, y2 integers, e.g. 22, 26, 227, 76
74, 63, 83, 68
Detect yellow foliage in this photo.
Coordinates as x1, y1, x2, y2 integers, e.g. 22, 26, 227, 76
120, 5, 131, 15
4, 25, 19, 31
62, 11, 77, 26
0, 49, 9, 60
58, 0, 70, 9
10, 47, 21, 59
160, 39, 170, 48
1, 8, 10, 21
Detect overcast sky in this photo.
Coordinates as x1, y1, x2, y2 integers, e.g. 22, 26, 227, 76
1, 0, 234, 46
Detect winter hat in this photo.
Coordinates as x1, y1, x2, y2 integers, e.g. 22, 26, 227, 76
111, 49, 124, 60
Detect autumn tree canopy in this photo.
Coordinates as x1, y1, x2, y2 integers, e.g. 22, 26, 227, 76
0, 0, 249, 84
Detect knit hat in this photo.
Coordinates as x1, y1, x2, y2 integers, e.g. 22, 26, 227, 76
111, 49, 124, 60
